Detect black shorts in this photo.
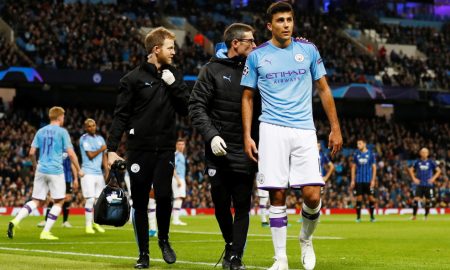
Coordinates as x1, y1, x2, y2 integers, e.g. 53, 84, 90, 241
353, 183, 374, 196
65, 182, 73, 194
413, 186, 434, 199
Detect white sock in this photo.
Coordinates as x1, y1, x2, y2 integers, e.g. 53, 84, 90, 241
173, 198, 182, 221
300, 200, 322, 241
43, 205, 62, 232
148, 198, 157, 230
259, 197, 269, 222
269, 205, 288, 259
85, 198, 95, 227
13, 201, 37, 224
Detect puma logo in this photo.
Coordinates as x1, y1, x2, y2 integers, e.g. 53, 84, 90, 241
223, 75, 231, 82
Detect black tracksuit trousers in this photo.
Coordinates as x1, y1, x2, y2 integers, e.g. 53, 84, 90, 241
209, 169, 254, 255
127, 150, 174, 255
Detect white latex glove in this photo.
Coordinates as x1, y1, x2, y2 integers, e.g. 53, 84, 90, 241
161, 69, 176, 85
211, 136, 227, 156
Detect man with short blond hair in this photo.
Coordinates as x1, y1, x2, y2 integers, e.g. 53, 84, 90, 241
7, 106, 83, 240
107, 26, 188, 268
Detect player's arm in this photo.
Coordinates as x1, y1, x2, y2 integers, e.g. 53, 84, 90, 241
323, 161, 335, 182
107, 76, 133, 166
71, 162, 79, 192
67, 147, 83, 177
102, 150, 109, 180
408, 165, 420, 184
370, 163, 377, 188
29, 146, 38, 172
429, 166, 442, 184
85, 145, 107, 160
315, 77, 342, 156
173, 169, 182, 187
242, 88, 258, 162
350, 162, 356, 189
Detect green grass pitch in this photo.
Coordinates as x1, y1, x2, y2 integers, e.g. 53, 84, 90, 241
0, 214, 449, 269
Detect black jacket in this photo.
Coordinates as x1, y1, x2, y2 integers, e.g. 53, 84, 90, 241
107, 62, 189, 152
189, 55, 260, 174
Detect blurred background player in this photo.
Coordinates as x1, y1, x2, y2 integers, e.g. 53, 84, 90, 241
408, 148, 441, 220
172, 139, 187, 226
258, 189, 269, 227
79, 118, 108, 234
319, 143, 335, 183
350, 139, 377, 222
148, 188, 157, 236
7, 106, 83, 240
38, 151, 79, 228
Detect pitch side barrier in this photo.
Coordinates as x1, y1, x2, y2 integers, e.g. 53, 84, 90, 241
1, 207, 449, 216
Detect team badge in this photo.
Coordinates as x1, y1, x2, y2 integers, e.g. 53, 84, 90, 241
257, 172, 264, 185
208, 169, 216, 177
243, 65, 249, 76
295, 54, 304, 62
130, 163, 140, 173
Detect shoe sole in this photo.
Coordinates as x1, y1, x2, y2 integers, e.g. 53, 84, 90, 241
7, 222, 14, 239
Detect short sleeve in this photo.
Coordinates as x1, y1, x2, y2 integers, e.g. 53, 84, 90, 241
31, 130, 40, 148
62, 129, 73, 150
240, 52, 258, 89
310, 45, 327, 81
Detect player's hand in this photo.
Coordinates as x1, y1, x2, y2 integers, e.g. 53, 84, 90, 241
100, 145, 107, 152
350, 181, 355, 190
323, 176, 329, 182
413, 177, 420, 185
211, 136, 227, 156
73, 179, 79, 192
328, 129, 343, 157
428, 179, 434, 184
370, 181, 375, 188
107, 151, 124, 168
244, 136, 258, 162
177, 181, 182, 188
162, 69, 176, 85
78, 170, 85, 178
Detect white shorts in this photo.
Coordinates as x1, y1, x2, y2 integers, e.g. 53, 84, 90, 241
172, 177, 186, 198
32, 172, 66, 200
81, 174, 105, 198
257, 122, 324, 190
257, 189, 269, 197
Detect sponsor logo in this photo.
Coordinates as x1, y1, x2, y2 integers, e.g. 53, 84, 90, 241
144, 81, 153, 87
265, 69, 307, 79
208, 169, 216, 177
222, 75, 231, 82
264, 59, 272, 65
295, 53, 304, 62
130, 163, 140, 173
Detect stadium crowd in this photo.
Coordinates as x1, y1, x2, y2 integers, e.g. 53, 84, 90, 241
1, 0, 448, 90
0, 107, 448, 210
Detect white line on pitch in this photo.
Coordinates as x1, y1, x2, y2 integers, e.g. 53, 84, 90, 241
69, 226, 343, 240
0, 247, 302, 270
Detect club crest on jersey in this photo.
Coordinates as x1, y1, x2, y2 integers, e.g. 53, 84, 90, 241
243, 65, 249, 76
208, 168, 216, 177
295, 53, 304, 62
257, 172, 264, 184
130, 163, 140, 173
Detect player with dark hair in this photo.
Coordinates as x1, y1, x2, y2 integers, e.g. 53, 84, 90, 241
408, 148, 441, 220
241, 2, 342, 269
350, 139, 377, 222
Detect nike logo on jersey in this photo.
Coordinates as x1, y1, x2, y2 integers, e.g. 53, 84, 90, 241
223, 75, 231, 82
